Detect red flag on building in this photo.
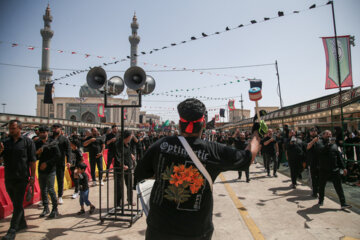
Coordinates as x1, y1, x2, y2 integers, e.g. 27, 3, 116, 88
215, 114, 220, 122
228, 100, 235, 111
97, 104, 105, 117
322, 35, 353, 89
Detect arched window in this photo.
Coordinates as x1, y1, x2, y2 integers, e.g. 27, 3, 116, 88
81, 111, 95, 123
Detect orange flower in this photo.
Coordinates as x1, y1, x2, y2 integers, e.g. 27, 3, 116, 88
182, 167, 195, 182
170, 173, 184, 187
173, 164, 185, 174
168, 164, 205, 193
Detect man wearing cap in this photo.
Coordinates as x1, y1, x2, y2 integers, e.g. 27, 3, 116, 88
50, 123, 71, 205
83, 128, 105, 186
0, 120, 36, 240
306, 127, 321, 197
105, 125, 118, 181
35, 125, 61, 218
135, 98, 263, 240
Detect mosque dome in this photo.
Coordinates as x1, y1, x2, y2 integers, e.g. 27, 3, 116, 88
79, 83, 102, 98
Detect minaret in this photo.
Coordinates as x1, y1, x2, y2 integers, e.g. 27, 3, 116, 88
35, 4, 54, 117
127, 13, 140, 126
129, 13, 140, 68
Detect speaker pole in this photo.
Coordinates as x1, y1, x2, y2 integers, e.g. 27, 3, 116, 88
120, 106, 125, 215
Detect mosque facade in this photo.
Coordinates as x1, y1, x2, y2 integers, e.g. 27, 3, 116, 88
35, 5, 159, 128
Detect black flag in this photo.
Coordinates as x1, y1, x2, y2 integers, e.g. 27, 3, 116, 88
220, 108, 225, 117
206, 118, 215, 129
249, 79, 262, 89
44, 83, 54, 104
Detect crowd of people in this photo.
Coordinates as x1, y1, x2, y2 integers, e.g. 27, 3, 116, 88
0, 104, 359, 239
0, 118, 188, 239
208, 125, 360, 188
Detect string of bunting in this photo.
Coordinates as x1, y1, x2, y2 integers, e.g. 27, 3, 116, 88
0, 61, 273, 84
0, 1, 331, 83
145, 93, 242, 101
142, 106, 225, 112
145, 78, 246, 97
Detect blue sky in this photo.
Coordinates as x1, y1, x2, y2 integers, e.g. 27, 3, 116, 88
0, 0, 359, 122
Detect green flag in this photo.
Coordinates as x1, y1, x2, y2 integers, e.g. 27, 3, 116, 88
163, 120, 170, 126
322, 35, 353, 89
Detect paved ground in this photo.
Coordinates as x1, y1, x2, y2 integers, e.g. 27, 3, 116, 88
1, 159, 359, 240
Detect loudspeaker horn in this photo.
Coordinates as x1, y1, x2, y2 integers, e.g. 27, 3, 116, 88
140, 75, 156, 95
87, 67, 107, 89
107, 76, 125, 95
124, 66, 146, 90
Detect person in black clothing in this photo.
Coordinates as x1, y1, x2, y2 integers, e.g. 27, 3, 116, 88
216, 132, 227, 145
143, 131, 152, 151
285, 130, 306, 189
83, 128, 105, 186
306, 127, 321, 198
232, 130, 250, 181
275, 130, 284, 170
105, 125, 118, 180
76, 163, 96, 215
67, 136, 83, 199
0, 120, 36, 240
115, 130, 136, 206
261, 129, 279, 177
317, 130, 352, 209
134, 98, 263, 240
135, 131, 145, 163
35, 125, 61, 219
130, 132, 139, 163
50, 123, 71, 205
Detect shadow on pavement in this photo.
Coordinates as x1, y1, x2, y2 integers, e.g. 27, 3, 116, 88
297, 204, 341, 222
256, 187, 314, 208
106, 236, 124, 240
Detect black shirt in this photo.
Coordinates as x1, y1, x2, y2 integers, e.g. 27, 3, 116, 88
216, 135, 226, 145
78, 172, 89, 191
50, 135, 71, 166
1, 136, 36, 181
85, 136, 104, 156
70, 148, 83, 167
306, 137, 320, 169
285, 138, 306, 162
134, 136, 251, 238
105, 132, 117, 152
115, 141, 134, 169
135, 136, 144, 155
261, 137, 277, 156
232, 137, 247, 150
36, 138, 60, 173
318, 140, 345, 172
